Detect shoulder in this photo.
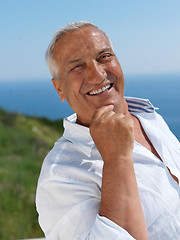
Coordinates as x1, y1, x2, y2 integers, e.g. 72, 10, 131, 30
37, 135, 102, 185
37, 136, 73, 183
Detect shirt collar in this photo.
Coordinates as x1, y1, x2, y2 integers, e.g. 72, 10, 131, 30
63, 113, 94, 157
125, 96, 158, 113
63, 97, 158, 157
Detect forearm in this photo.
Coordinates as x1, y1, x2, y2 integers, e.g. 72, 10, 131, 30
90, 106, 148, 239
99, 155, 148, 240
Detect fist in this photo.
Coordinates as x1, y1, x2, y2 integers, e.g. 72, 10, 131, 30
89, 105, 134, 162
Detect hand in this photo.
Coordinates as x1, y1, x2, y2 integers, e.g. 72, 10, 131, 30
89, 105, 134, 162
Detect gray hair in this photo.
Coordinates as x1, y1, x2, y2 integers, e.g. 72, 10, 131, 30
45, 21, 112, 80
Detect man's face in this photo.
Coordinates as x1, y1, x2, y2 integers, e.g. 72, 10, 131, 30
52, 26, 125, 126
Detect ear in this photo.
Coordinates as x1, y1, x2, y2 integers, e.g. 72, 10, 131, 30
51, 78, 66, 102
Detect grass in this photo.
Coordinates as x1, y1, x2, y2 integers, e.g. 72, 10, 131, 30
0, 108, 64, 240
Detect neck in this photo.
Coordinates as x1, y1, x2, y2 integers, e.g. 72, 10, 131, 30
115, 97, 130, 117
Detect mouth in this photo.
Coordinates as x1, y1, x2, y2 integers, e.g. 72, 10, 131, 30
86, 83, 113, 96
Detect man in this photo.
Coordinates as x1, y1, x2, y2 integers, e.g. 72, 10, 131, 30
36, 22, 180, 240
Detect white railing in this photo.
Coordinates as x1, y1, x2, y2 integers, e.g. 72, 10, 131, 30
21, 238, 45, 240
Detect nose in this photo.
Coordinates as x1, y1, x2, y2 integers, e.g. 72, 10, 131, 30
86, 60, 107, 84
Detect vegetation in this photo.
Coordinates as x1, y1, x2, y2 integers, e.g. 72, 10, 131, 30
0, 108, 64, 240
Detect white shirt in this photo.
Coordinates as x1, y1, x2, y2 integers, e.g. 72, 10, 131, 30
36, 97, 180, 240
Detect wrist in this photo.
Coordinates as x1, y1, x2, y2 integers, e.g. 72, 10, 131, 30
102, 153, 134, 167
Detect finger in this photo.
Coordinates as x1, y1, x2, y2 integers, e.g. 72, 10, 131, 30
91, 104, 114, 122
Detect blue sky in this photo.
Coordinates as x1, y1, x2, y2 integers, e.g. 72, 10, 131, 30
0, 0, 180, 81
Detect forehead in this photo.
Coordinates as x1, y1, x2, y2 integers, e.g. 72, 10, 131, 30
53, 26, 112, 65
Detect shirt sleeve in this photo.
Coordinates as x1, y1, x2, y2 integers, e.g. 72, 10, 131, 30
36, 176, 135, 240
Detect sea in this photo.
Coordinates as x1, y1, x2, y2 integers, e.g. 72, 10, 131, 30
0, 73, 180, 140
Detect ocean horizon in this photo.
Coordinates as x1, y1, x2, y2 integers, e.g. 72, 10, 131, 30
0, 73, 180, 140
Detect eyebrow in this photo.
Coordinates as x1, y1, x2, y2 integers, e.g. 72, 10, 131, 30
67, 58, 82, 66
97, 48, 113, 56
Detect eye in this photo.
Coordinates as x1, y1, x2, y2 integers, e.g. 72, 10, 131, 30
98, 53, 113, 63
70, 64, 82, 72
102, 53, 111, 58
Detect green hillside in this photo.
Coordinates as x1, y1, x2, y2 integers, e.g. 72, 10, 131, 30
0, 108, 64, 240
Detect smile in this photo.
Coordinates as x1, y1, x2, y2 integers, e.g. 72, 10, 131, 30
87, 83, 113, 96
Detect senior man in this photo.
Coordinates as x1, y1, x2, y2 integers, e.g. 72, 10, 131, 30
36, 22, 180, 240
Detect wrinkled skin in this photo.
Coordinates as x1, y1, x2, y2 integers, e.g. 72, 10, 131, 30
52, 26, 129, 127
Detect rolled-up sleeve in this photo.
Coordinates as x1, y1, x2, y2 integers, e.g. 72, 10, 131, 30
90, 214, 135, 239
36, 176, 135, 240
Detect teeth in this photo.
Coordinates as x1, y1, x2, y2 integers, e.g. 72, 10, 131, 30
88, 84, 111, 95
